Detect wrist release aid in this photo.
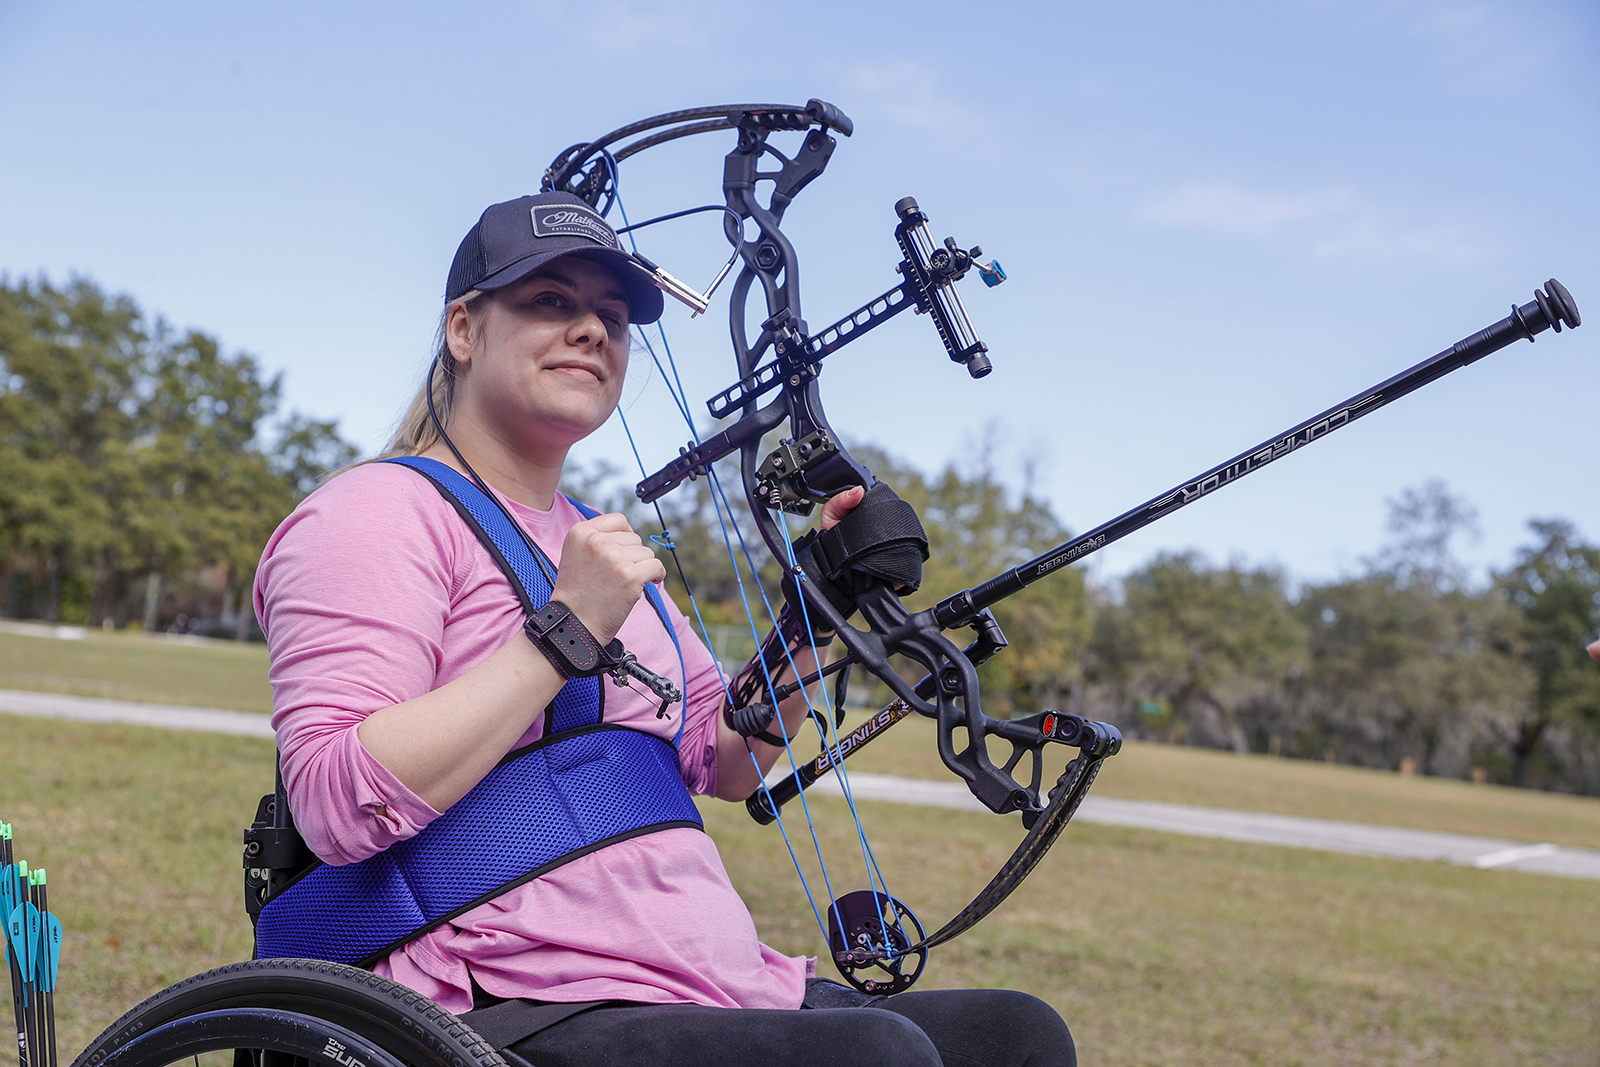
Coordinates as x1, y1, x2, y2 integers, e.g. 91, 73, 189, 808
525, 600, 684, 711
524, 600, 621, 679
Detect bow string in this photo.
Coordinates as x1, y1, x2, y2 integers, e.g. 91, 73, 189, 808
542, 99, 1125, 995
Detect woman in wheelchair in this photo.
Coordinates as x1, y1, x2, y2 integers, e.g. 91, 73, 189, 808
232, 192, 1075, 1067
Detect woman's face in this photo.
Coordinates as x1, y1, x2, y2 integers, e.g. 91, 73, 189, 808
448, 255, 631, 458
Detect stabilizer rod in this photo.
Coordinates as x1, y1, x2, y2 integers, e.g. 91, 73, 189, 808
935, 279, 1581, 629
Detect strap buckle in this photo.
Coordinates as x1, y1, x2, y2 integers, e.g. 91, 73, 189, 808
525, 601, 683, 715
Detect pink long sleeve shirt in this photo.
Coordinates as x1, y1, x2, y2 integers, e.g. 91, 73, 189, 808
253, 461, 810, 1014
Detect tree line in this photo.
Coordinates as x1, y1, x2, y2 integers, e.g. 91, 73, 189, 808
0, 277, 356, 635
1084, 486, 1600, 792
576, 442, 1600, 797
4, 278, 1597, 793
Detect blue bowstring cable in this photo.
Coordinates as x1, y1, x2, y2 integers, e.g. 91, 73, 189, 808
611, 192, 842, 937
778, 513, 894, 902
616, 400, 833, 937
777, 515, 901, 963
703, 462, 904, 959
700, 465, 849, 915
610, 183, 897, 950
620, 252, 899, 941
631, 388, 848, 921
612, 193, 741, 719
638, 355, 898, 953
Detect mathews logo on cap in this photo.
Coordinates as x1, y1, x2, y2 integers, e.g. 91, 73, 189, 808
531, 204, 620, 249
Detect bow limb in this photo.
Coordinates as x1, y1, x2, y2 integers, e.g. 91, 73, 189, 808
563, 101, 1119, 995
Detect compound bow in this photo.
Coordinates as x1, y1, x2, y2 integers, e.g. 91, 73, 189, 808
540, 100, 1580, 995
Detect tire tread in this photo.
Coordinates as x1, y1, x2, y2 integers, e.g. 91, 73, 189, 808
73, 959, 505, 1067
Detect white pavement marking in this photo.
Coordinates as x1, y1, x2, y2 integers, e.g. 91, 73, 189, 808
0, 688, 274, 739
1472, 842, 1559, 868
792, 770, 1600, 882
6, 688, 1598, 882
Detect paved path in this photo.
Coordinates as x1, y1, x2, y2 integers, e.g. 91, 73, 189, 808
0, 687, 273, 738
788, 774, 1600, 882
6, 687, 1599, 881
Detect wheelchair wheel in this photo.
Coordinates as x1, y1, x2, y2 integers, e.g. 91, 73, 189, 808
72, 959, 506, 1067
97, 1008, 409, 1067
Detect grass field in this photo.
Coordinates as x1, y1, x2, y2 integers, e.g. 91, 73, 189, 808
6, 627, 1600, 849
0, 628, 273, 713
1, 714, 1597, 1065
2, 629, 1599, 1063
837, 709, 1600, 852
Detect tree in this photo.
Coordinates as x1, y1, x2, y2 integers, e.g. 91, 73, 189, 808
274, 414, 359, 496
0, 278, 144, 618
0, 275, 358, 628
1296, 575, 1517, 773
1296, 482, 1519, 775
1496, 520, 1600, 787
895, 442, 1091, 717
1091, 552, 1305, 750
1366, 479, 1480, 592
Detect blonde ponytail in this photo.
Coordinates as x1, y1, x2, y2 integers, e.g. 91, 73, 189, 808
374, 295, 486, 460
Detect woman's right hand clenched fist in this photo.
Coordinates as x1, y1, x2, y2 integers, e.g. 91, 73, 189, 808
549, 513, 668, 644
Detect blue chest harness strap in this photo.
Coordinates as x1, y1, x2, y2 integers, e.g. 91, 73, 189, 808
254, 456, 701, 967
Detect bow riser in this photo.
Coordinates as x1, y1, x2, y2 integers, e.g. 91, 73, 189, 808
545, 100, 1117, 995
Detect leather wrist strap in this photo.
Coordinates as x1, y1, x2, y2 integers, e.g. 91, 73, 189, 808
524, 601, 621, 680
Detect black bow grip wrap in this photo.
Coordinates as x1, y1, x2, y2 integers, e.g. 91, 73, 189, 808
783, 482, 931, 624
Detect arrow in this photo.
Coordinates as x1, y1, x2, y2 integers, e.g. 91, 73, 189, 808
5, 859, 37, 1067
28, 872, 55, 1067
1, 827, 28, 1067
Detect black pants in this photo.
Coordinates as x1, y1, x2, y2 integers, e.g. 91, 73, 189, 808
497, 986, 1075, 1067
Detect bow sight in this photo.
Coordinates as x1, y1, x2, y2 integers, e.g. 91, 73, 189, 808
547, 105, 998, 518
541, 98, 1581, 995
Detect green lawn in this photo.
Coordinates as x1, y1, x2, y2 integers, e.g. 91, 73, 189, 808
8, 627, 1599, 852
0, 628, 273, 713
834, 708, 1600, 851
1, 714, 1596, 1066
0, 717, 270, 1058
5, 627, 1600, 1062
716, 796, 1600, 1066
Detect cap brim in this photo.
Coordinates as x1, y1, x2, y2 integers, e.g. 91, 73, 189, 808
474, 242, 665, 326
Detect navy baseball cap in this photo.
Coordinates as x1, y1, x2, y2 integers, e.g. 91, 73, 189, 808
445, 192, 665, 325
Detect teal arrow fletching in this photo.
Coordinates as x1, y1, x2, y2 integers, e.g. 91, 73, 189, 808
6, 901, 38, 987
0, 864, 15, 919
37, 912, 60, 993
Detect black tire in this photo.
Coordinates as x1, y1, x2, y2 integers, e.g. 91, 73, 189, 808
72, 959, 506, 1067
99, 1009, 407, 1067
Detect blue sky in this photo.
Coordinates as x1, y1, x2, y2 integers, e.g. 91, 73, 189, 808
2, 0, 1596, 587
